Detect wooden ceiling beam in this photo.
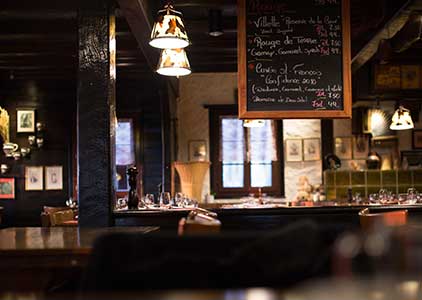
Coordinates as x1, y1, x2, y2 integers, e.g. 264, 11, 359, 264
117, 0, 158, 71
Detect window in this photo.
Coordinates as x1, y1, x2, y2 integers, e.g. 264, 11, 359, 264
210, 106, 283, 198
115, 119, 135, 191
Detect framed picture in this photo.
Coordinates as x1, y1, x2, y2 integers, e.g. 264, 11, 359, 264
25, 166, 43, 191
285, 139, 303, 162
45, 166, 63, 190
334, 137, 352, 160
188, 140, 207, 161
17, 109, 35, 133
0, 178, 15, 199
374, 64, 401, 90
413, 130, 422, 149
303, 138, 321, 161
401, 65, 420, 89
353, 135, 370, 159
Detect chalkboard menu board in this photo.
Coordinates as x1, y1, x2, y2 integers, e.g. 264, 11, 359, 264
238, 0, 351, 119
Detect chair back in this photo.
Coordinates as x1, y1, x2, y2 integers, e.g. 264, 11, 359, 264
359, 208, 408, 231
49, 209, 74, 226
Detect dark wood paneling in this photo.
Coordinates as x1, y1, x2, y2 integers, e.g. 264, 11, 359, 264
0, 80, 76, 227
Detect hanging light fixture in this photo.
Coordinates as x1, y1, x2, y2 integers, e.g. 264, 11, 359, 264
390, 106, 414, 130
156, 48, 191, 77
209, 9, 223, 37
150, 3, 190, 49
243, 119, 265, 128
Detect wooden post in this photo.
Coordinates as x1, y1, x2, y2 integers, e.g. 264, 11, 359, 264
77, 0, 116, 227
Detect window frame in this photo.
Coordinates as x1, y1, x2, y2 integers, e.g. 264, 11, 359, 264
115, 114, 142, 198
209, 105, 284, 198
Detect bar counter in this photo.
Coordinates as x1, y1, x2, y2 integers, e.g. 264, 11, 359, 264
114, 202, 422, 230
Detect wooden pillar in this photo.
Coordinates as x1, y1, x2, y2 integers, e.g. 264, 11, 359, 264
77, 0, 116, 227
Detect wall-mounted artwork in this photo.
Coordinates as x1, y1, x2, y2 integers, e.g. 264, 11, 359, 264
45, 166, 63, 190
17, 109, 35, 133
335, 137, 352, 160
353, 135, 370, 159
25, 166, 43, 191
0, 178, 15, 199
285, 139, 303, 162
0, 107, 10, 143
401, 65, 420, 89
413, 130, 422, 149
303, 138, 321, 161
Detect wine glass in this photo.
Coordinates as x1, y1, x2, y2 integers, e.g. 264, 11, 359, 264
160, 192, 171, 207
406, 188, 419, 205
144, 194, 155, 207
174, 192, 184, 207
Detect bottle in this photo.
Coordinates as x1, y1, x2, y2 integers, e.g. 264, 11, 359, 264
347, 187, 353, 204
127, 167, 139, 209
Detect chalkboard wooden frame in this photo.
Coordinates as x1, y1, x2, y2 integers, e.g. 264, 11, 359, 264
238, 0, 352, 119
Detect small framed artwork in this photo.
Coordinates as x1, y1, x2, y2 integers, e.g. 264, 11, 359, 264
188, 140, 207, 161
285, 139, 303, 162
25, 166, 43, 191
303, 138, 321, 161
45, 166, 63, 190
17, 109, 35, 133
335, 137, 352, 160
353, 135, 370, 159
0, 178, 15, 199
401, 65, 420, 89
412, 130, 422, 149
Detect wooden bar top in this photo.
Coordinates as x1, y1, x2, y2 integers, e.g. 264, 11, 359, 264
0, 226, 159, 255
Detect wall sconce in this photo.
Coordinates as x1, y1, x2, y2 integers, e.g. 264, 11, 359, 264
156, 48, 191, 77
0, 164, 9, 174
243, 119, 265, 128
150, 3, 190, 49
390, 106, 414, 130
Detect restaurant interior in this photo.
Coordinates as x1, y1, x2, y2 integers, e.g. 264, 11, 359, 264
2, 0, 422, 299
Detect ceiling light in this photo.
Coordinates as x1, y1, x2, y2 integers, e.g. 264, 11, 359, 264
156, 48, 191, 77
150, 3, 190, 49
209, 9, 223, 37
390, 106, 414, 130
243, 120, 265, 128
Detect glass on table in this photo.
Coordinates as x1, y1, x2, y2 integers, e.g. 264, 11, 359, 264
160, 192, 171, 207
144, 194, 155, 207
369, 193, 379, 205
174, 192, 184, 207
406, 188, 419, 205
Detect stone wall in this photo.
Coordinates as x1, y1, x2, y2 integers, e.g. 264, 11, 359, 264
283, 120, 322, 200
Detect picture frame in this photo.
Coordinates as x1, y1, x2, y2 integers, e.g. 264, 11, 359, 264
303, 138, 321, 161
353, 135, 370, 159
285, 139, 303, 162
401, 65, 420, 89
188, 140, 207, 162
412, 129, 422, 149
334, 137, 352, 160
25, 166, 43, 191
0, 178, 15, 199
17, 109, 35, 133
45, 166, 63, 190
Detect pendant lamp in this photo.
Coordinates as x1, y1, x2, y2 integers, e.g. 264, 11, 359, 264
390, 106, 414, 130
156, 48, 191, 77
150, 3, 190, 49
243, 119, 265, 128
